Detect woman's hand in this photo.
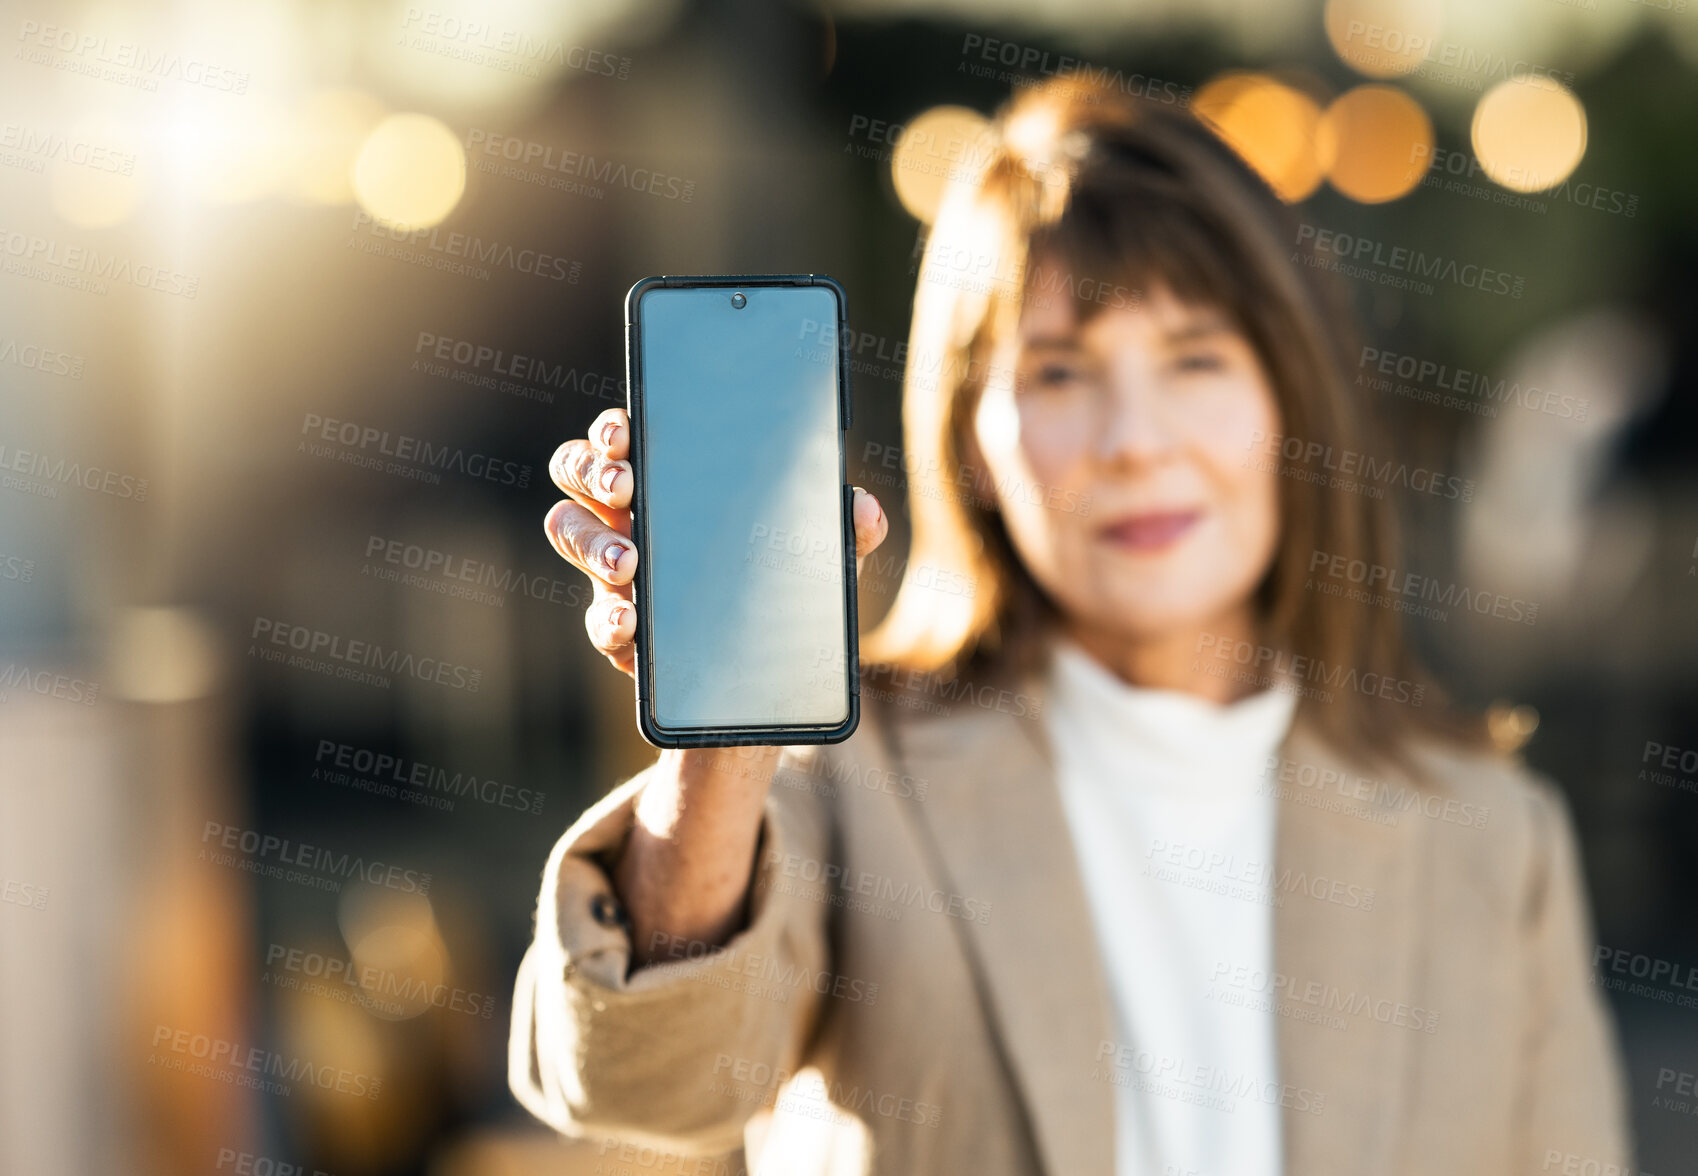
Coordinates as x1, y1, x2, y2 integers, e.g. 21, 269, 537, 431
543, 406, 888, 964
544, 406, 889, 678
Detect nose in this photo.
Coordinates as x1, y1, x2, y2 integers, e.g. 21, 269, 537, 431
1095, 365, 1175, 468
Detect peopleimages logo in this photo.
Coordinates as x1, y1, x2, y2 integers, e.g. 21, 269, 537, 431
1262, 752, 1490, 829
1092, 1040, 1324, 1114
0, 335, 85, 379
363, 532, 586, 610
465, 130, 694, 201
1208, 960, 1440, 1033
1, 877, 49, 912
1144, 837, 1377, 910
313, 738, 546, 816
200, 820, 433, 895
764, 848, 993, 925
711, 1053, 943, 1127
149, 1024, 380, 1099
797, 316, 1022, 396
0, 121, 137, 175
1335, 21, 1574, 92
1356, 345, 1589, 422
398, 8, 633, 79
411, 330, 623, 407
1195, 631, 1426, 707
0, 661, 100, 705
1295, 223, 1525, 299
264, 942, 497, 1019
299, 413, 531, 489
0, 441, 148, 501
216, 1148, 338, 1176
1245, 430, 1473, 503
860, 440, 1093, 517
956, 34, 1192, 108
1306, 549, 1538, 626
14, 21, 252, 94
349, 212, 581, 283
249, 616, 484, 693
1410, 144, 1639, 220
0, 228, 200, 297
648, 930, 882, 1007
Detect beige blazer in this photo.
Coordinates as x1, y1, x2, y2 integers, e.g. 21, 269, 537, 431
509, 664, 1632, 1175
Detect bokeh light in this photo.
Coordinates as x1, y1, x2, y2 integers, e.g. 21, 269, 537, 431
891, 106, 993, 223
1486, 702, 1541, 753
1316, 84, 1432, 204
1193, 73, 1324, 203
108, 608, 223, 703
279, 992, 397, 1165
366, 0, 615, 115
1001, 99, 1078, 218
166, 99, 293, 206
289, 88, 389, 205
3, 3, 1693, 1174
1471, 75, 1588, 193
47, 113, 149, 229
1324, 0, 1444, 79
339, 884, 451, 1021
352, 112, 467, 228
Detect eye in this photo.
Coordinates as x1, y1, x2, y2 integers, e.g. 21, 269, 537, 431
1171, 349, 1226, 373
1023, 357, 1089, 391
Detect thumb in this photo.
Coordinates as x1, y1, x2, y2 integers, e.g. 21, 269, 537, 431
851, 486, 888, 580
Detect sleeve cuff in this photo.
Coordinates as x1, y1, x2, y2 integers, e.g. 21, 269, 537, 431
509, 754, 828, 1148
532, 758, 805, 993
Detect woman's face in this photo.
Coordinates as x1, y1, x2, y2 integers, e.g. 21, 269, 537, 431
971, 281, 1284, 645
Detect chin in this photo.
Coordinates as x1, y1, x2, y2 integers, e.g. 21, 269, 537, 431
1073, 587, 1239, 645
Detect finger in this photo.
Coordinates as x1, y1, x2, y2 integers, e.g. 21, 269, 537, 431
585, 583, 637, 675
550, 438, 632, 514
589, 407, 629, 460
545, 499, 637, 586
852, 486, 888, 561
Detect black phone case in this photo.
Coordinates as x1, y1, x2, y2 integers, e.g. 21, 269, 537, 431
623, 274, 860, 749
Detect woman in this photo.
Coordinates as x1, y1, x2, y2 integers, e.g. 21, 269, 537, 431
512, 75, 1631, 1175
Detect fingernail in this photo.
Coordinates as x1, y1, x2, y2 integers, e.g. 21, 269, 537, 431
610, 602, 631, 628
599, 463, 622, 494
602, 543, 628, 572
601, 420, 620, 446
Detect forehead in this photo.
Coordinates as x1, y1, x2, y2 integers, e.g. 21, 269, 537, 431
1014, 282, 1226, 344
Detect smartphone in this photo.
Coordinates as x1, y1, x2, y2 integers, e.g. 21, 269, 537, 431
623, 274, 858, 748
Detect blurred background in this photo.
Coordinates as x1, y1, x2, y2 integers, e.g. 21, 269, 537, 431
1, 0, 1696, 1173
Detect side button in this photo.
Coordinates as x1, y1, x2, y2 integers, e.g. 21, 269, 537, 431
841, 348, 853, 430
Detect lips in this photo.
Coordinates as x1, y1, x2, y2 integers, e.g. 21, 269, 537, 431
1097, 510, 1202, 551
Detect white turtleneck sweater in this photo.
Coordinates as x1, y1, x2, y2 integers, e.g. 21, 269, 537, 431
1041, 635, 1297, 1176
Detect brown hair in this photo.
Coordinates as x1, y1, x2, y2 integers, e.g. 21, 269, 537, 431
862, 73, 1485, 762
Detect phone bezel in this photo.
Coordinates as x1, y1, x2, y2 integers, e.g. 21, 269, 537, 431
623, 273, 860, 749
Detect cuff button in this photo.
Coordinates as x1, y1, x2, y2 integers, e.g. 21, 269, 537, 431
590, 892, 628, 930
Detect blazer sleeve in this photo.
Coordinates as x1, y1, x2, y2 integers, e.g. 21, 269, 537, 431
507, 747, 834, 1155
1518, 778, 1635, 1173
